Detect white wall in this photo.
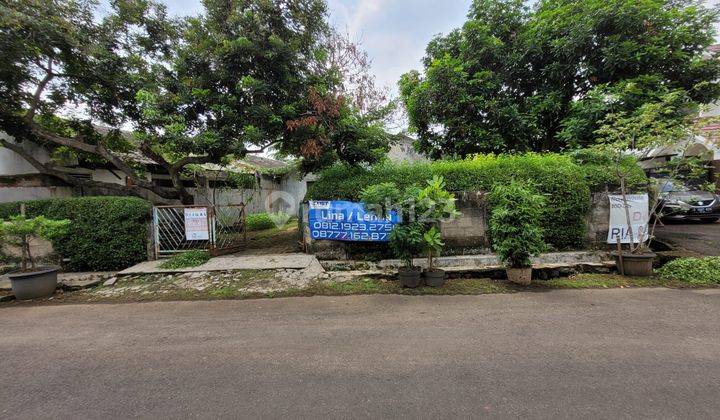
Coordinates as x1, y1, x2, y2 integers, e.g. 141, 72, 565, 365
0, 186, 75, 202
192, 171, 311, 216
92, 168, 127, 185
0, 133, 52, 176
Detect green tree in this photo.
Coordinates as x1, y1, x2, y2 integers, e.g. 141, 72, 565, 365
0, 0, 389, 203
399, 0, 720, 157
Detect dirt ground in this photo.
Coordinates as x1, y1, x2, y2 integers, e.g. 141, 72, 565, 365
238, 220, 300, 255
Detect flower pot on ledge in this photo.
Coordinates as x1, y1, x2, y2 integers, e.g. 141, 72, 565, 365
506, 267, 532, 285
613, 252, 656, 277
424, 268, 446, 287
398, 266, 423, 288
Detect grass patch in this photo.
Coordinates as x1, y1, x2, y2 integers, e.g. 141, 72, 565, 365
658, 257, 720, 285
536, 273, 671, 289
8, 271, 720, 307
297, 277, 516, 297
159, 250, 211, 269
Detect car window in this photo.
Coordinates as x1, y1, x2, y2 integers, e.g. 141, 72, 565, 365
656, 180, 690, 193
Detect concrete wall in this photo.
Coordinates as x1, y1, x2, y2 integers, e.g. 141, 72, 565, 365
0, 186, 75, 202
439, 191, 489, 247
192, 172, 310, 215
585, 193, 611, 246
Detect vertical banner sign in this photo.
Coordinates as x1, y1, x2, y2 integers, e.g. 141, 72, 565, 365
309, 200, 399, 242
184, 207, 210, 241
607, 194, 649, 244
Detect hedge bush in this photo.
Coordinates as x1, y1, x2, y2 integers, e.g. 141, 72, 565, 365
307, 153, 595, 249
0, 196, 152, 271
246, 213, 278, 231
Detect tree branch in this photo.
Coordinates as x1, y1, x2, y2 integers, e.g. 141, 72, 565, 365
171, 155, 213, 170
0, 137, 184, 200
245, 139, 281, 154
30, 123, 97, 154
25, 59, 54, 122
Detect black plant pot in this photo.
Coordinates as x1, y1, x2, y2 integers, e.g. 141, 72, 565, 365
424, 268, 446, 287
8, 267, 59, 300
398, 266, 423, 288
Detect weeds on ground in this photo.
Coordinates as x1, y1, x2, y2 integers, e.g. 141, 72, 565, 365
158, 250, 211, 269
536, 273, 671, 289
657, 257, 720, 285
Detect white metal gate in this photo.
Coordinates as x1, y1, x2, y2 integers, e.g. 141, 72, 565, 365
153, 204, 247, 258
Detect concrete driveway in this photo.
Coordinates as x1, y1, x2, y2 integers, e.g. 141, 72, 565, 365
3, 289, 720, 419
654, 219, 720, 256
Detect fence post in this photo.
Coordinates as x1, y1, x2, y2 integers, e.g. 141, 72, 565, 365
152, 207, 160, 260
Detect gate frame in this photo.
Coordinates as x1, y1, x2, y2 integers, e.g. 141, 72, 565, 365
152, 204, 246, 259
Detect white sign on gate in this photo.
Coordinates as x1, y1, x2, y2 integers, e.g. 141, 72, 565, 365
607, 194, 649, 244
184, 208, 209, 241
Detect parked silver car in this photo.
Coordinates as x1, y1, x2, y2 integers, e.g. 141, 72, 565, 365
655, 180, 720, 223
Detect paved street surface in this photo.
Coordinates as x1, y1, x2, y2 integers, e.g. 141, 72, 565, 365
654, 219, 720, 256
3, 289, 720, 419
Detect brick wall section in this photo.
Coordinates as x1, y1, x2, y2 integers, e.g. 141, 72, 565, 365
585, 192, 610, 247
440, 191, 489, 247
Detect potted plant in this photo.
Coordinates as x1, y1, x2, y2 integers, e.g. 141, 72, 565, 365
361, 182, 424, 287
416, 176, 460, 286
0, 215, 70, 300
389, 222, 425, 287
488, 183, 547, 285
592, 95, 711, 276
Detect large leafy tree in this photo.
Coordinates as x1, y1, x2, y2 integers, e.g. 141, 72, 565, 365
399, 0, 720, 158
0, 0, 182, 199
0, 0, 389, 203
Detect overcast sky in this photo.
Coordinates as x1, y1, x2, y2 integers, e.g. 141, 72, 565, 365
157, 0, 720, 99
157, 0, 472, 96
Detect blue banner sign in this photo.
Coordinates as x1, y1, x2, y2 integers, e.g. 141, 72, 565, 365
308, 200, 399, 242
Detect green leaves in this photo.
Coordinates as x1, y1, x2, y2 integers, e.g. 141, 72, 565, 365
0, 215, 70, 242
658, 257, 720, 285
389, 223, 425, 268
399, 0, 720, 155
0, 215, 70, 270
488, 182, 547, 268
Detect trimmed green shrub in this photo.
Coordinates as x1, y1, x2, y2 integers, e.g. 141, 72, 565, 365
159, 250, 211, 269
568, 149, 647, 192
488, 183, 547, 268
658, 257, 720, 285
308, 153, 593, 249
0, 196, 151, 271
246, 213, 278, 231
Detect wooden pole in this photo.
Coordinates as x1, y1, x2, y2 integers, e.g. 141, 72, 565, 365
616, 235, 625, 276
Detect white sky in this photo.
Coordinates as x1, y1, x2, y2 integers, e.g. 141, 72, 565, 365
157, 0, 720, 99
158, 0, 472, 96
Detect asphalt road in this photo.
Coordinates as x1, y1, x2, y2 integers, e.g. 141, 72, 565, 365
654, 219, 720, 256
3, 290, 720, 419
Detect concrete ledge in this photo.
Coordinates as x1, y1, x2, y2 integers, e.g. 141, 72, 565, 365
377, 251, 611, 269
119, 253, 318, 275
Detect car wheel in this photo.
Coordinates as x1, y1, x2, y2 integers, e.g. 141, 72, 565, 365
700, 218, 719, 224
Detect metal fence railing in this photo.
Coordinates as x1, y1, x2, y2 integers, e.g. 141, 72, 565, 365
153, 204, 246, 258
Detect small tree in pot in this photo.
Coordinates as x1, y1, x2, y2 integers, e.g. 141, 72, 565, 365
0, 215, 70, 300
593, 91, 715, 276
416, 176, 460, 286
488, 183, 547, 285
361, 182, 425, 287
388, 222, 425, 287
